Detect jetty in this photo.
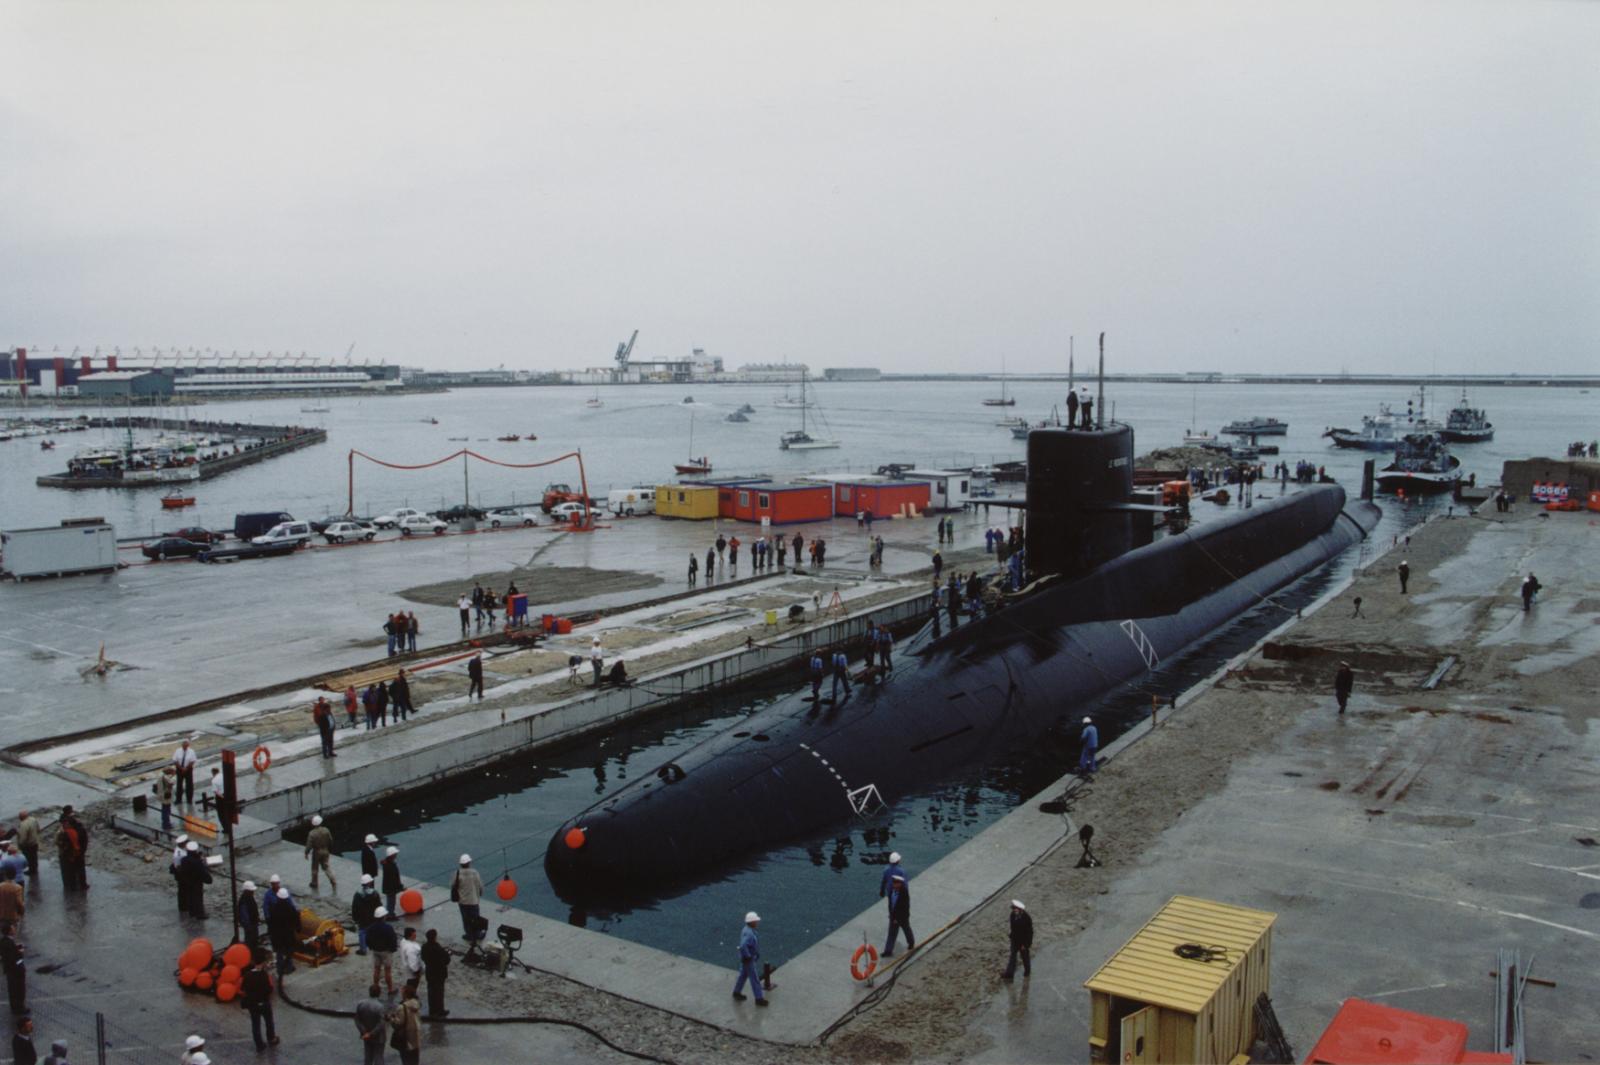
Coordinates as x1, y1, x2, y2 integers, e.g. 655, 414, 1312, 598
34, 416, 325, 488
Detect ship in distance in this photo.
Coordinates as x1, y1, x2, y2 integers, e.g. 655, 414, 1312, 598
546, 415, 1380, 894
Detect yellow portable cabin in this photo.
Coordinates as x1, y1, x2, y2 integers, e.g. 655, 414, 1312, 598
655, 484, 719, 520
1084, 895, 1275, 1065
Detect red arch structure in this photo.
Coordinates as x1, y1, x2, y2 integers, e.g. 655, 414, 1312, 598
346, 448, 595, 531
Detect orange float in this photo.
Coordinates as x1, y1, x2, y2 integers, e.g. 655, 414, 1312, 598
850, 943, 879, 982
215, 982, 238, 1003
496, 876, 518, 901
194, 971, 214, 992
220, 964, 242, 986
252, 746, 271, 772
564, 827, 586, 850
399, 888, 424, 915
178, 967, 198, 988
223, 943, 252, 969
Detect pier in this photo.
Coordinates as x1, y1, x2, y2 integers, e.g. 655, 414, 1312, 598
34, 416, 326, 489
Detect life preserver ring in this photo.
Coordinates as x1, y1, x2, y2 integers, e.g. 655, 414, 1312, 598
850, 943, 879, 981
252, 746, 271, 773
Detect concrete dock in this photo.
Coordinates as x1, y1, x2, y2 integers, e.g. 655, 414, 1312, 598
5, 488, 1596, 1063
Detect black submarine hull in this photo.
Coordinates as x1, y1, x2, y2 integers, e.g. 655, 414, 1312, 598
546, 475, 1379, 894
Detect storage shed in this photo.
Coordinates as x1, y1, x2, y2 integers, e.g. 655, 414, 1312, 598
1083, 895, 1275, 1065
833, 480, 930, 519
655, 484, 719, 520
726, 483, 833, 524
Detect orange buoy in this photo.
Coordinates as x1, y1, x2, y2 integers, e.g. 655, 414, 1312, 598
178, 967, 198, 988
215, 981, 238, 1003
181, 942, 212, 971
194, 971, 214, 992
564, 827, 586, 850
399, 888, 424, 915
496, 876, 518, 901
850, 943, 879, 982
252, 746, 271, 772
222, 943, 252, 969
219, 964, 242, 986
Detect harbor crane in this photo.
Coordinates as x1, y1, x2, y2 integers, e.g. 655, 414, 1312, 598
614, 329, 639, 380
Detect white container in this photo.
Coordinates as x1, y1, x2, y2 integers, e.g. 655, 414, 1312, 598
2, 520, 119, 580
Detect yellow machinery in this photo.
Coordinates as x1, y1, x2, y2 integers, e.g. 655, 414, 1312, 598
290, 906, 349, 967
1083, 895, 1275, 1064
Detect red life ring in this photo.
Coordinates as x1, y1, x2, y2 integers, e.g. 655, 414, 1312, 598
252, 746, 271, 773
850, 943, 879, 981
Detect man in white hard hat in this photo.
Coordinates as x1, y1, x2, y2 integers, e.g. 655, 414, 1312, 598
364, 907, 398, 994
450, 854, 484, 944
262, 874, 293, 927
171, 834, 190, 914
879, 852, 905, 898
381, 846, 403, 916
361, 833, 380, 880
268, 887, 299, 976
237, 880, 261, 951
352, 873, 380, 955
305, 814, 336, 893
732, 911, 767, 1006
1078, 716, 1099, 776
177, 840, 212, 918
1001, 899, 1033, 980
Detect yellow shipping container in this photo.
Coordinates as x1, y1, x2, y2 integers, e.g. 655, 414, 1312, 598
656, 484, 719, 520
1084, 895, 1275, 1065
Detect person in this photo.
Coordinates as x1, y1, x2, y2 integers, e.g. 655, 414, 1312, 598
1, 922, 23, 1015
41, 1039, 68, 1065
688, 553, 698, 585
776, 537, 787, 568
14, 811, 39, 881
705, 546, 715, 580
1078, 716, 1099, 776
355, 983, 388, 1065
381, 846, 403, 916
590, 636, 604, 687
931, 550, 943, 582
0, 868, 21, 929
237, 880, 261, 951
206, 767, 224, 815
831, 648, 852, 702
361, 833, 380, 879
421, 928, 450, 1018
467, 654, 484, 700
1397, 559, 1410, 594
376, 681, 390, 727
1066, 388, 1079, 428
884, 873, 914, 957
809, 653, 824, 701
451, 854, 484, 944
607, 659, 628, 687
306, 814, 337, 892
268, 887, 300, 975
407, 612, 420, 653
457, 594, 471, 637
384, 613, 399, 656
353, 874, 381, 955
878, 628, 894, 670
792, 532, 803, 564
398, 926, 423, 988
363, 684, 379, 730
1081, 393, 1094, 430
54, 808, 87, 892
0, 845, 26, 890
732, 911, 767, 1005
728, 535, 741, 569
344, 685, 360, 729
471, 583, 485, 627
173, 740, 198, 804
313, 697, 336, 758
1001, 899, 1033, 980
241, 949, 280, 1049
1334, 661, 1354, 715
1522, 573, 1541, 612
1351, 595, 1364, 619
389, 982, 423, 1065
170, 834, 190, 912
816, 538, 827, 566
178, 840, 212, 918
483, 589, 498, 629
154, 768, 176, 832
12, 1015, 36, 1065
391, 669, 413, 722
366, 908, 398, 994
715, 534, 726, 562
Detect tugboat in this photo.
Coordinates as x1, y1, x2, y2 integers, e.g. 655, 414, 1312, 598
1438, 389, 1494, 443
1326, 389, 1442, 449
1221, 416, 1288, 436
1375, 433, 1462, 494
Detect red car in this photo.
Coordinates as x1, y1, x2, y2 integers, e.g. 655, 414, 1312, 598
166, 526, 223, 544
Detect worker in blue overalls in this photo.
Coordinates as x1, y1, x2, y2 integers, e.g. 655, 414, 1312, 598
831, 648, 852, 702
1078, 716, 1099, 775
878, 629, 894, 671
809, 654, 825, 701
732, 911, 767, 1005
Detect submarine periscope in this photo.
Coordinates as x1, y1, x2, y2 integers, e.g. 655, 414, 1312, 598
546, 418, 1380, 895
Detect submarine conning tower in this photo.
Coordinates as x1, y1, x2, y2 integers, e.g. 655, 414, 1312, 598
1025, 422, 1136, 582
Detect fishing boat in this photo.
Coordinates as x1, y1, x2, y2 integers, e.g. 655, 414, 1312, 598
982, 360, 1016, 407
1375, 433, 1462, 495
1325, 390, 1438, 450
496, 434, 521, 442
1221, 416, 1288, 436
1438, 389, 1494, 443
779, 370, 840, 450
161, 491, 196, 509
39, 439, 55, 450
676, 412, 712, 474
996, 414, 1028, 429
725, 411, 749, 423
1183, 429, 1218, 446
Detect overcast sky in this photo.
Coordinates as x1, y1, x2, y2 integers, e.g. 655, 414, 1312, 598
3, 1, 1596, 374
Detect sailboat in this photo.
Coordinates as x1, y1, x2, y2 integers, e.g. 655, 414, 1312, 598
675, 411, 712, 474
779, 370, 841, 450
1184, 390, 1217, 445
586, 383, 603, 409
981, 358, 1016, 407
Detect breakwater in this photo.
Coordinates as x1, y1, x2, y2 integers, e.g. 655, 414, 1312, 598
35, 416, 325, 489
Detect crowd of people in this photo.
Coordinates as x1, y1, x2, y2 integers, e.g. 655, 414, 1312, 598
689, 530, 839, 584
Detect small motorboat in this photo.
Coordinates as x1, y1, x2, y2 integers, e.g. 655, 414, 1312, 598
681, 395, 695, 404
525, 433, 538, 440
161, 492, 196, 509
39, 440, 55, 450
725, 411, 749, 423
497, 434, 521, 442
422, 417, 439, 425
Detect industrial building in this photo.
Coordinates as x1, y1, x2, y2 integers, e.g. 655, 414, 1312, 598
75, 371, 176, 399
0, 348, 401, 397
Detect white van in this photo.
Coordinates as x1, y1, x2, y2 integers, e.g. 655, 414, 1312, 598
607, 487, 656, 517
251, 520, 313, 548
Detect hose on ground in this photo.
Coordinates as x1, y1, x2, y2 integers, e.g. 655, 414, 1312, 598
275, 975, 677, 1064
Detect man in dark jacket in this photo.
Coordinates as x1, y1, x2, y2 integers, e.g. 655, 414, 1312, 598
241, 950, 279, 1049
177, 841, 213, 918
883, 873, 914, 958
360, 833, 380, 879
391, 669, 412, 722
381, 847, 403, 915
1001, 899, 1033, 980
1334, 661, 1354, 715
352, 874, 381, 955
237, 881, 261, 951
11, 1014, 36, 1065
420, 928, 450, 1018
268, 887, 300, 976
467, 655, 484, 700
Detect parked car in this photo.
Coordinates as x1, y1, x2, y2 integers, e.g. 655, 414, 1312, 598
549, 501, 591, 523
438, 504, 488, 523
234, 511, 294, 541
141, 537, 208, 561
166, 526, 223, 544
251, 521, 314, 548
322, 521, 377, 544
373, 507, 425, 529
310, 514, 363, 533
488, 507, 539, 528
397, 514, 448, 536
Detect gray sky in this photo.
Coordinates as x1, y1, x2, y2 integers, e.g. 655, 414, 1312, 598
3, 1, 1596, 374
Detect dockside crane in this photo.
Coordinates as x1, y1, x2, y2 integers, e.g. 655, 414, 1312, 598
613, 329, 638, 381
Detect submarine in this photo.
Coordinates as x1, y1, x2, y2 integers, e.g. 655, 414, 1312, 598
546, 416, 1380, 894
